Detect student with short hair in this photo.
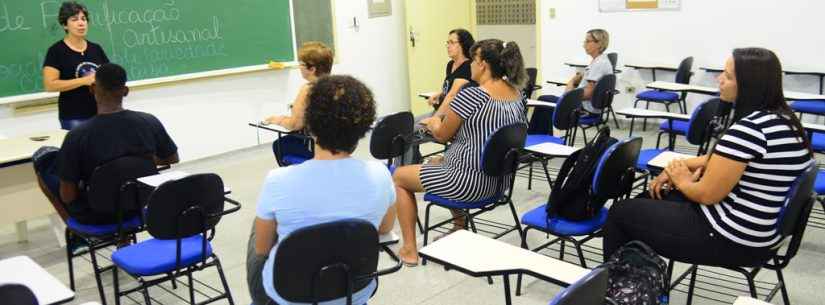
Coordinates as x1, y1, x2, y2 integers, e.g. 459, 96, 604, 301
42, 1, 111, 130
393, 39, 528, 266
603, 48, 814, 267
264, 41, 334, 131
251, 75, 397, 305
34, 63, 179, 225
545, 29, 613, 114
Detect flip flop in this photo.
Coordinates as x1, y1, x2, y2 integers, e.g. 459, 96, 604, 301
401, 258, 419, 268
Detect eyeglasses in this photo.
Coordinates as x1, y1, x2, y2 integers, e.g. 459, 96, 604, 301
446, 40, 459, 46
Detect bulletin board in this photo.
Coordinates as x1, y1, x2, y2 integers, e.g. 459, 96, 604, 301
599, 0, 681, 12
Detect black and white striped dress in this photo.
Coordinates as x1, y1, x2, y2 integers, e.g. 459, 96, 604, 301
702, 111, 812, 248
420, 86, 527, 202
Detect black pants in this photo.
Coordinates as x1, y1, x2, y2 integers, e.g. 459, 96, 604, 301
602, 192, 773, 267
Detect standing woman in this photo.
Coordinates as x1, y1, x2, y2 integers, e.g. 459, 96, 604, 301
43, 1, 110, 130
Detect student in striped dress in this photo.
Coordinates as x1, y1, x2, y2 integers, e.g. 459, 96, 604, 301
393, 39, 528, 266
603, 48, 813, 266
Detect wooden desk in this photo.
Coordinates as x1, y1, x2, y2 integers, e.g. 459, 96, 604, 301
0, 130, 67, 243
0, 256, 75, 305
625, 63, 679, 81
419, 230, 588, 305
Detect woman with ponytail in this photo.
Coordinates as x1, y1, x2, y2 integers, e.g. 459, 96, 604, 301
392, 39, 528, 266
603, 48, 813, 267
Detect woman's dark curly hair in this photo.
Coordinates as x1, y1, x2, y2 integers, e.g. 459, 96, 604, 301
305, 75, 376, 154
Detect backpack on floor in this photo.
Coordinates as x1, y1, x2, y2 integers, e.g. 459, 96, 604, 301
546, 127, 616, 221
603, 241, 669, 305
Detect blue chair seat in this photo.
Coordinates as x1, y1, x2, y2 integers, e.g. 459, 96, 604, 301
578, 114, 602, 126
815, 170, 825, 195
811, 132, 825, 153
636, 148, 666, 171
791, 100, 825, 114
282, 155, 310, 166
112, 235, 213, 276
67, 216, 143, 236
636, 90, 679, 102
521, 204, 608, 236
526, 134, 565, 147
423, 193, 499, 209
659, 120, 689, 135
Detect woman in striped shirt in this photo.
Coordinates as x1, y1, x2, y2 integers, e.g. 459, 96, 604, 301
603, 48, 813, 267
393, 39, 528, 266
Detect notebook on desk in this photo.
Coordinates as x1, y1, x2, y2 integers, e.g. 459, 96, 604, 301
647, 151, 693, 170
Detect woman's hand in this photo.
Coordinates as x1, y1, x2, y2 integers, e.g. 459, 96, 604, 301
427, 93, 441, 106
648, 173, 671, 200
82, 73, 95, 86
665, 159, 703, 190
264, 115, 283, 125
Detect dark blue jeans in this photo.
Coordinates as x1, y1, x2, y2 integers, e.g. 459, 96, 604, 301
33, 147, 113, 224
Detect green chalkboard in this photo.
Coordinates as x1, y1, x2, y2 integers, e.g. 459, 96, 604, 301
0, 0, 295, 98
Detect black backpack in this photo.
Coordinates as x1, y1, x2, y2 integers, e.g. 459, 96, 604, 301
603, 241, 669, 305
547, 127, 617, 221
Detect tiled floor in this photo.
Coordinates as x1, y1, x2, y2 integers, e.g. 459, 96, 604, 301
1, 122, 823, 305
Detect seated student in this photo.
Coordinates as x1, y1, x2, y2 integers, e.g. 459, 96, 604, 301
603, 48, 813, 267
251, 75, 397, 305
546, 29, 612, 114
34, 63, 179, 225
427, 28, 477, 115
263, 41, 333, 130
393, 39, 529, 266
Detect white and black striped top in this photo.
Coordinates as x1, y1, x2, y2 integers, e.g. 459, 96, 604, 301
701, 111, 812, 248
420, 86, 527, 202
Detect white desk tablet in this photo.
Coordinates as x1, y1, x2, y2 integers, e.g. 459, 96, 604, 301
0, 256, 74, 305
526, 99, 557, 108
138, 171, 231, 194
524, 142, 580, 158
647, 151, 693, 170
615, 108, 691, 120
733, 296, 774, 305
418, 91, 439, 99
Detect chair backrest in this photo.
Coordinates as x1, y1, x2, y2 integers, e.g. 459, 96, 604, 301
674, 56, 694, 84
481, 123, 528, 177
590, 74, 617, 110
773, 163, 816, 264
528, 95, 557, 136
686, 98, 721, 146
592, 137, 643, 199
369, 111, 414, 162
523, 68, 539, 99
145, 173, 226, 239
548, 267, 609, 305
274, 219, 379, 304
0, 284, 38, 305
87, 155, 158, 215
552, 88, 584, 131
606, 52, 618, 71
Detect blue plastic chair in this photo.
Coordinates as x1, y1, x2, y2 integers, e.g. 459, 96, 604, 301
632, 57, 693, 131
111, 174, 240, 305
64, 156, 157, 305
577, 74, 618, 142
421, 123, 527, 264
272, 134, 314, 167
547, 267, 609, 305
790, 99, 825, 120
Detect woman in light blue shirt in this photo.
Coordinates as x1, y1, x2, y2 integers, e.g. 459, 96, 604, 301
251, 75, 397, 305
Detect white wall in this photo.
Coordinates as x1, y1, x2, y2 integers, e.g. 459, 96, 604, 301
477, 25, 537, 68
538, 0, 825, 114
0, 0, 410, 162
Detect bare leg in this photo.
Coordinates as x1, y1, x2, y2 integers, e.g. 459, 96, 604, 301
393, 165, 424, 264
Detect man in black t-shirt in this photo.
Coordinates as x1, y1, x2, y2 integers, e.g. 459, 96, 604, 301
34, 63, 179, 225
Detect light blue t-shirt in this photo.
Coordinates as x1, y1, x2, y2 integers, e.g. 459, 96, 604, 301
578, 53, 614, 114
257, 158, 395, 305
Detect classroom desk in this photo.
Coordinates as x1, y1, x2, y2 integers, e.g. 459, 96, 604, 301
645, 81, 720, 96
733, 296, 774, 305
137, 170, 232, 194
625, 63, 679, 81
700, 67, 724, 73
524, 142, 579, 158
564, 61, 588, 69
546, 78, 568, 87
784, 70, 825, 94
0, 130, 67, 243
802, 122, 825, 133
0, 256, 75, 305
646, 151, 693, 173
419, 230, 588, 305
784, 90, 825, 101
615, 108, 690, 149
526, 99, 557, 109
418, 91, 439, 100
